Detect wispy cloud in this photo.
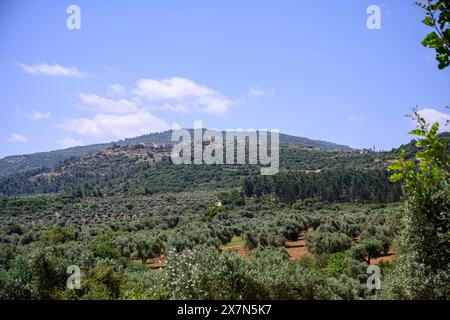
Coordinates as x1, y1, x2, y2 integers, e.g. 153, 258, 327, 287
154, 103, 191, 113
246, 86, 275, 97
79, 93, 139, 114
58, 136, 83, 149
27, 110, 51, 120
59, 111, 172, 141
133, 77, 235, 117
16, 62, 86, 78
6, 133, 27, 143
418, 108, 450, 131
58, 77, 236, 142
107, 84, 127, 96
346, 115, 362, 122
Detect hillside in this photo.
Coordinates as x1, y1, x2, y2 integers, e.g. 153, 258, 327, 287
0, 130, 353, 178
0, 142, 389, 197
385, 132, 450, 158
2, 131, 448, 198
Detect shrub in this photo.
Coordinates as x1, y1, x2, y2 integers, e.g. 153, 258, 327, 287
305, 232, 352, 255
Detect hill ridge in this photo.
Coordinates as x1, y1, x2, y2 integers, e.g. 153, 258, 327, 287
0, 130, 353, 177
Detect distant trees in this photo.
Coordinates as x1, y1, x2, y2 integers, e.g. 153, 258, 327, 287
40, 225, 75, 245
242, 169, 401, 204
163, 245, 361, 300
305, 232, 352, 255
88, 232, 121, 260
166, 224, 219, 252
242, 215, 308, 249
243, 226, 285, 249
349, 238, 383, 264
116, 232, 164, 264
217, 190, 245, 207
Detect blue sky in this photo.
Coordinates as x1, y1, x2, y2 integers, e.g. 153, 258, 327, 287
0, 0, 449, 158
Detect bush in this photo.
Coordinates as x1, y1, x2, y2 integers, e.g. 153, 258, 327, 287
40, 225, 75, 245
305, 232, 352, 255
349, 238, 383, 264
323, 252, 349, 277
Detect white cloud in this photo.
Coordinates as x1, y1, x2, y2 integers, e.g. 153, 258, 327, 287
59, 137, 83, 148
79, 93, 139, 114
156, 103, 191, 114
134, 77, 212, 100
16, 63, 86, 78
346, 115, 362, 122
27, 110, 51, 120
247, 87, 266, 97
246, 86, 275, 97
171, 122, 182, 130
6, 133, 27, 143
59, 111, 171, 141
418, 108, 450, 131
58, 77, 237, 142
133, 77, 234, 117
108, 84, 127, 96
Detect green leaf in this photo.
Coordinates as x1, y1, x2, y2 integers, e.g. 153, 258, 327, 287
389, 173, 404, 182
422, 16, 435, 26
409, 129, 426, 136
421, 31, 439, 47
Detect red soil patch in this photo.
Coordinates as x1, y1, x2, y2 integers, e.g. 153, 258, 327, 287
131, 256, 166, 269
147, 256, 166, 269
286, 246, 313, 260
371, 249, 395, 265
285, 239, 305, 248
222, 245, 254, 260
284, 234, 313, 260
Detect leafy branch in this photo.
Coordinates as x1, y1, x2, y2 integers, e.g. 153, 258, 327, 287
416, 0, 450, 69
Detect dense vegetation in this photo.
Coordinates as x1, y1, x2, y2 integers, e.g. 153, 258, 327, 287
242, 169, 401, 204
384, 111, 450, 299
0, 114, 448, 300
0, 188, 400, 299
0, 131, 353, 178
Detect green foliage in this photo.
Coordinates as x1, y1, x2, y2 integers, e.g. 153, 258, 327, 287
66, 263, 125, 300
242, 168, 401, 204
206, 205, 226, 220
0, 126, 416, 301
88, 232, 121, 260
121, 268, 169, 300
323, 252, 350, 277
0, 245, 68, 299
386, 111, 450, 299
417, 0, 450, 69
164, 194, 176, 203
349, 238, 383, 264
40, 225, 75, 245
305, 232, 352, 256
218, 190, 245, 207
164, 246, 360, 300
243, 224, 285, 249
116, 231, 165, 264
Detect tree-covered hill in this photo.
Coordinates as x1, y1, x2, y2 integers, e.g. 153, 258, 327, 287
0, 141, 390, 198
0, 130, 353, 177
